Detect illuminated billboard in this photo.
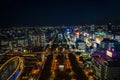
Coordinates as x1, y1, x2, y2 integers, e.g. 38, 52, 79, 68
106, 50, 112, 57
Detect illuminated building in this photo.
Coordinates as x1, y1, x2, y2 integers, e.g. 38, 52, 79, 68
111, 25, 120, 42
75, 39, 86, 53
65, 28, 72, 34
100, 38, 118, 50
40, 32, 46, 47
91, 48, 120, 80
108, 22, 112, 33
92, 38, 120, 79
90, 24, 95, 32
58, 33, 63, 40
0, 36, 9, 52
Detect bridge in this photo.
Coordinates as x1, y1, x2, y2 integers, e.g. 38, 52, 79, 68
0, 56, 24, 80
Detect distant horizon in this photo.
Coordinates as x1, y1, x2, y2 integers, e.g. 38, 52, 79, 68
0, 23, 120, 28
1, 18, 120, 27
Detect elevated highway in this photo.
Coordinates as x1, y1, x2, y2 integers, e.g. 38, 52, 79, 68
0, 56, 24, 80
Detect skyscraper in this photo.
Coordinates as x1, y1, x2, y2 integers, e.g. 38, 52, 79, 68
108, 22, 112, 33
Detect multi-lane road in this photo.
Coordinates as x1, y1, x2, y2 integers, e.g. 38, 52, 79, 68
39, 33, 90, 80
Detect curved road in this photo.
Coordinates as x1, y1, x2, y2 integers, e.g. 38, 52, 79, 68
0, 56, 24, 80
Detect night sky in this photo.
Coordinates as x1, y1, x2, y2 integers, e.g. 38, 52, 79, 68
0, 0, 120, 26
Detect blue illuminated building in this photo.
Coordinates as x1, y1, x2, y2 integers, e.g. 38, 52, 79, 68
66, 28, 72, 34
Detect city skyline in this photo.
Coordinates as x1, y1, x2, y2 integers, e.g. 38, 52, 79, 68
0, 0, 120, 27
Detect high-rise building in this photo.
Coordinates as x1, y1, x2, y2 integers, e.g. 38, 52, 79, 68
108, 22, 112, 33
91, 24, 95, 32
92, 42, 120, 80
40, 32, 46, 47
100, 38, 118, 50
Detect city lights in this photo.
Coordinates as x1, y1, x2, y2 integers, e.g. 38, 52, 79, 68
0, 24, 120, 80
